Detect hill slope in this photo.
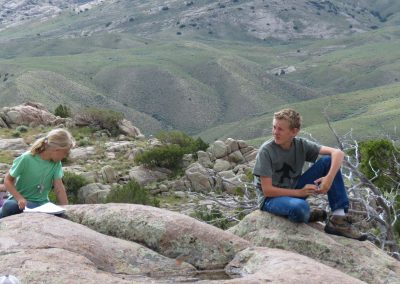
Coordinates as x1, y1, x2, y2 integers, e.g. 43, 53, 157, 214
0, 0, 399, 141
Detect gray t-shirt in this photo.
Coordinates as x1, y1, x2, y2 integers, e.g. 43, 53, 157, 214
253, 137, 321, 208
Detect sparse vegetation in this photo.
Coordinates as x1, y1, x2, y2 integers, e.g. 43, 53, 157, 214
191, 204, 232, 229
54, 104, 71, 118
63, 172, 90, 204
84, 107, 124, 136
106, 181, 160, 207
135, 131, 208, 171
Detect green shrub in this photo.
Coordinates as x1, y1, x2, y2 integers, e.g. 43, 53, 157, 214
106, 181, 159, 207
62, 172, 90, 204
359, 139, 400, 192
77, 137, 91, 146
55, 104, 71, 118
85, 107, 124, 136
156, 130, 208, 153
16, 125, 29, 133
136, 131, 209, 171
135, 144, 185, 170
11, 131, 21, 137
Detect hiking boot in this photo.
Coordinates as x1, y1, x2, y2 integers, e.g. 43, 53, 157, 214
308, 208, 327, 223
324, 215, 368, 241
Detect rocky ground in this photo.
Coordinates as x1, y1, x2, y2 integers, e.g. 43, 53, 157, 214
1, 102, 399, 283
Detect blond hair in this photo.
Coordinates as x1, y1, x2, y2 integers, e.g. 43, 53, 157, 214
30, 128, 76, 155
274, 108, 302, 129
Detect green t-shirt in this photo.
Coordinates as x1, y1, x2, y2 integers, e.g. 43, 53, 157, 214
9, 152, 63, 204
253, 137, 321, 209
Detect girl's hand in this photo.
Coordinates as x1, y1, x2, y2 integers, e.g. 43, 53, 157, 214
17, 197, 27, 209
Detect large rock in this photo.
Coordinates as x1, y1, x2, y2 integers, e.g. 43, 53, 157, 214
0, 213, 196, 283
0, 204, 389, 283
64, 204, 250, 270
69, 146, 96, 161
185, 162, 215, 192
77, 183, 111, 204
228, 210, 400, 284
0, 102, 71, 127
213, 158, 232, 172
128, 165, 170, 186
117, 118, 144, 139
0, 138, 27, 151
101, 165, 118, 183
209, 140, 228, 159
197, 150, 214, 168
225, 247, 364, 283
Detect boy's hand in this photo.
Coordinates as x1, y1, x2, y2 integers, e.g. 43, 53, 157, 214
314, 177, 330, 194
299, 184, 318, 197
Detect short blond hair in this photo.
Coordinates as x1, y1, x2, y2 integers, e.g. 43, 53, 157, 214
30, 128, 76, 155
274, 108, 302, 129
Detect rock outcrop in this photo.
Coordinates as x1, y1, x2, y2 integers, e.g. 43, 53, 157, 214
64, 203, 250, 270
0, 102, 72, 128
228, 210, 400, 284
0, 213, 196, 284
183, 138, 257, 193
0, 204, 373, 283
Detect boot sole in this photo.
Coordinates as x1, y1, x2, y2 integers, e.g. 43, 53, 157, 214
324, 225, 368, 241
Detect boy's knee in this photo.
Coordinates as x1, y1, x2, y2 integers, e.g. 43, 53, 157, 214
288, 201, 310, 223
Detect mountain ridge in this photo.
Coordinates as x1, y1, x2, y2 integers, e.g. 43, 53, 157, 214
0, 0, 399, 144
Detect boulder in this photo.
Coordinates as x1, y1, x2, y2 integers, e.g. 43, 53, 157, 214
77, 183, 111, 204
185, 162, 215, 192
64, 204, 250, 270
0, 213, 196, 283
197, 150, 214, 168
101, 165, 117, 183
128, 165, 169, 186
228, 150, 245, 164
0, 102, 71, 127
117, 118, 144, 139
213, 158, 232, 172
104, 141, 135, 152
225, 138, 239, 153
0, 138, 27, 151
228, 210, 400, 284
242, 149, 258, 162
69, 146, 96, 161
225, 247, 364, 283
209, 140, 228, 159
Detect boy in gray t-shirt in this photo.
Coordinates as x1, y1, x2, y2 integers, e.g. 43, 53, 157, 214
253, 108, 367, 241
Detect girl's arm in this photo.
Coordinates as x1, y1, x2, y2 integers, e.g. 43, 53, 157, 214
53, 179, 68, 205
4, 172, 27, 209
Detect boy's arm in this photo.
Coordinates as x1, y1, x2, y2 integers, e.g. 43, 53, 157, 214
53, 179, 68, 205
260, 176, 317, 198
315, 146, 345, 193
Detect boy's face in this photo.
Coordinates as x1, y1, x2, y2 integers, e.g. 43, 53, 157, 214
272, 118, 299, 149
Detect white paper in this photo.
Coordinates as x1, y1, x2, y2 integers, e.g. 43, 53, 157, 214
23, 202, 66, 214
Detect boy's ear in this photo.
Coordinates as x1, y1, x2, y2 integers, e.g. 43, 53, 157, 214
292, 127, 300, 136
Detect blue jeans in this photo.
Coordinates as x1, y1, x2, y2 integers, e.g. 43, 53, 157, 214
0, 199, 41, 218
262, 156, 349, 223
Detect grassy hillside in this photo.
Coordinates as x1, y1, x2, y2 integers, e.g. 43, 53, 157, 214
0, 0, 399, 142
199, 82, 400, 146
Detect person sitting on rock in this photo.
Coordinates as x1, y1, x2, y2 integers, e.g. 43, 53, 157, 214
253, 108, 367, 241
0, 128, 75, 218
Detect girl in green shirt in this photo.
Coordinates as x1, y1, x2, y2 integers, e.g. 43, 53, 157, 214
0, 128, 75, 218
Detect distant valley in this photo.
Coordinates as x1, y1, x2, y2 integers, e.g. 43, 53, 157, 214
0, 0, 400, 145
